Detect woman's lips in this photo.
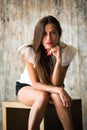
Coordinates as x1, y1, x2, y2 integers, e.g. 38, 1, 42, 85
46, 41, 53, 45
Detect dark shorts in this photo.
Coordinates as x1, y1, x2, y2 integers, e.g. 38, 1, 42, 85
16, 81, 31, 96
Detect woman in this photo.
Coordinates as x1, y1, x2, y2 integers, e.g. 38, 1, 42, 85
16, 15, 77, 130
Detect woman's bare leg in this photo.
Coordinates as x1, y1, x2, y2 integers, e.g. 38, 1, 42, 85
51, 93, 74, 130
18, 86, 49, 130
28, 92, 49, 130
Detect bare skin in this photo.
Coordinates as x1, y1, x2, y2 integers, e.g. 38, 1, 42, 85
18, 23, 74, 130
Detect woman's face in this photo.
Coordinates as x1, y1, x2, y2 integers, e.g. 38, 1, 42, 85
42, 23, 59, 51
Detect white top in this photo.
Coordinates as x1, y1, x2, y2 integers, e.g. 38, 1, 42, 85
17, 41, 77, 85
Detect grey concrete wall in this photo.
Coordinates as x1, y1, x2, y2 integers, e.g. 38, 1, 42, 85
0, 0, 87, 130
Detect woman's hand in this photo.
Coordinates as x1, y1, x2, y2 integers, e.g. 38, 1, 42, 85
47, 45, 61, 62
59, 87, 72, 108
54, 87, 72, 108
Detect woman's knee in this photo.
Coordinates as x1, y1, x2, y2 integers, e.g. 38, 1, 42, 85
50, 93, 62, 106
38, 91, 50, 103
51, 93, 60, 99
32, 92, 49, 110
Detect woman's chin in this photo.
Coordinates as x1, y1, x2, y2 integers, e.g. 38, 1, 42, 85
45, 46, 52, 50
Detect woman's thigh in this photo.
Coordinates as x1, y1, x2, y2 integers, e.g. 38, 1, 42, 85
18, 86, 47, 106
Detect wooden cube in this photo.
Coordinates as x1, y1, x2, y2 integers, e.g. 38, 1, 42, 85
2, 99, 83, 130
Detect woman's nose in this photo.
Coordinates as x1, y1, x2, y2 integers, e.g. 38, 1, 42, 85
46, 33, 51, 41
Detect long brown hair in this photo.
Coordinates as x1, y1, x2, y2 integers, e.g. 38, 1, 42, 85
31, 15, 62, 84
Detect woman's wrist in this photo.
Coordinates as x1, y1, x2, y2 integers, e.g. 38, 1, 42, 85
54, 60, 61, 71
56, 58, 62, 65
51, 86, 64, 94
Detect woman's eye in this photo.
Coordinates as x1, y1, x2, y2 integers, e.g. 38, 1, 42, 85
43, 32, 47, 35
52, 31, 56, 34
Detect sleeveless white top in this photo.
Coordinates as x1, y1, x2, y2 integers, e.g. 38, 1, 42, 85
17, 41, 77, 85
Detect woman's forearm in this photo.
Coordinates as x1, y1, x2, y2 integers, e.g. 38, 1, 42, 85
32, 81, 62, 94
51, 60, 62, 86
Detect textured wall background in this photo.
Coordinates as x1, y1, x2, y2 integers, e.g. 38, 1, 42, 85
0, 0, 87, 130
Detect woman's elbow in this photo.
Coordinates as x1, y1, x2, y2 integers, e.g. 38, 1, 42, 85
32, 82, 39, 89
51, 80, 57, 86
51, 80, 62, 86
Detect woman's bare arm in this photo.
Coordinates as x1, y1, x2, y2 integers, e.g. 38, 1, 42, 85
25, 60, 65, 93
51, 63, 69, 86
25, 60, 59, 93
49, 45, 69, 86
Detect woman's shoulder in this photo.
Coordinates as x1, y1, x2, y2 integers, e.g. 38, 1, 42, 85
60, 41, 77, 66
18, 44, 36, 64
18, 44, 34, 53
61, 42, 77, 53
